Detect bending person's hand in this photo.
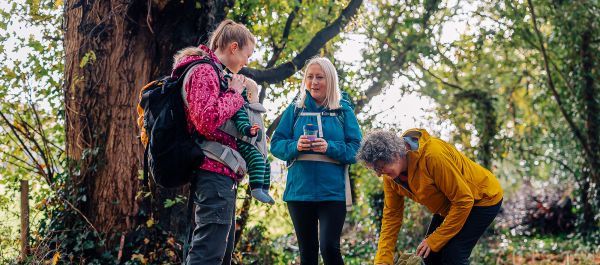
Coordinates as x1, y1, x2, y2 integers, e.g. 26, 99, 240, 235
416, 238, 431, 258
310, 138, 328, 153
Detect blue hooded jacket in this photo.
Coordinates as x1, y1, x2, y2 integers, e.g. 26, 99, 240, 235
270, 92, 362, 201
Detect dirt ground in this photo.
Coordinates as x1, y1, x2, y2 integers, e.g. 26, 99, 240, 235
496, 252, 600, 265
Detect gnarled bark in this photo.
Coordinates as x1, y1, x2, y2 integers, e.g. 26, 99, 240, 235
64, 0, 232, 249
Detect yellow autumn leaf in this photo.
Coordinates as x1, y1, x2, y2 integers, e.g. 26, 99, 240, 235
146, 218, 154, 228
51, 252, 60, 265
167, 237, 175, 246
131, 253, 147, 264
36, 198, 48, 210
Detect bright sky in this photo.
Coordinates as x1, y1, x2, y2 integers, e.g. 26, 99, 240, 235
331, 9, 472, 139
335, 33, 437, 132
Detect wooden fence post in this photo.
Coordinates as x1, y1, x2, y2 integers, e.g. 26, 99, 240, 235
20, 179, 29, 262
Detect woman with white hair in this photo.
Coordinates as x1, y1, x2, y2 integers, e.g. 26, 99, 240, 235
357, 129, 503, 265
271, 57, 362, 265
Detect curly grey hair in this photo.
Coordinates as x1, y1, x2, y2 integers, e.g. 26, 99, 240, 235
356, 130, 408, 164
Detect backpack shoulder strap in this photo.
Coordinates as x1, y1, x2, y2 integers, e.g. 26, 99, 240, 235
179, 58, 227, 91
181, 58, 227, 108
292, 105, 304, 130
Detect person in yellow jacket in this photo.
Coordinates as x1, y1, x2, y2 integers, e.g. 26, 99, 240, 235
356, 129, 503, 265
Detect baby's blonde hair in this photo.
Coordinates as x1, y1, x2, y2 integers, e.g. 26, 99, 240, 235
172, 47, 207, 68
245, 78, 259, 104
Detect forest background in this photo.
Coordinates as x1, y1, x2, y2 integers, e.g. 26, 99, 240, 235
0, 0, 598, 264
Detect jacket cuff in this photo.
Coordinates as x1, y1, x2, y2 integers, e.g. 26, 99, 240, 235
324, 140, 337, 157
288, 140, 299, 160
425, 235, 444, 252
374, 253, 393, 265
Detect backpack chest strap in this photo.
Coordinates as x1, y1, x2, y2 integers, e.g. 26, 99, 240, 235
298, 111, 338, 138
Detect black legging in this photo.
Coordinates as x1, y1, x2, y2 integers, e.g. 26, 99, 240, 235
287, 201, 346, 265
424, 199, 502, 265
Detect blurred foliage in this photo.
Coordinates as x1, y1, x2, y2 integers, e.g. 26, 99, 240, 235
1, 0, 599, 264
0, 0, 64, 263
410, 0, 599, 233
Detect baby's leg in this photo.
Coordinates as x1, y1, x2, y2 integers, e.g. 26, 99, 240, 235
244, 146, 274, 204
262, 160, 271, 191
242, 144, 265, 191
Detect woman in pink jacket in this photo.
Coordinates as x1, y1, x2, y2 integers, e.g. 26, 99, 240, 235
171, 19, 255, 265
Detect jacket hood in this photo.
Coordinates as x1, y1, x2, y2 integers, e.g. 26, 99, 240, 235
402, 128, 431, 182
402, 128, 431, 153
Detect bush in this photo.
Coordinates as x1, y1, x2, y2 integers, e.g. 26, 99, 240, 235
497, 183, 576, 236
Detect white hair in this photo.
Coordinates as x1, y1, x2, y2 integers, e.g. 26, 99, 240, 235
296, 57, 341, 110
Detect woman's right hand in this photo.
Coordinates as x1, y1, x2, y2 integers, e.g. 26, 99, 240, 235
228, 74, 246, 94
297, 135, 312, 151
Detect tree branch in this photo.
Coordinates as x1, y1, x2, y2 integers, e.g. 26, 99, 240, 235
0, 150, 38, 174
26, 99, 56, 181
265, 0, 302, 69
526, 0, 591, 157
259, 0, 303, 104
14, 111, 53, 183
0, 111, 47, 181
413, 60, 465, 91
240, 0, 363, 84
354, 0, 441, 113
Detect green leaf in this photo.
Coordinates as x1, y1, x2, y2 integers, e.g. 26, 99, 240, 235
164, 199, 177, 208
79, 51, 96, 68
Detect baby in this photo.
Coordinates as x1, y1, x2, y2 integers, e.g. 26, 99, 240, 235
228, 76, 274, 204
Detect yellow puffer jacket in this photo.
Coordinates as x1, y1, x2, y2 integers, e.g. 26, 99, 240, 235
374, 129, 503, 265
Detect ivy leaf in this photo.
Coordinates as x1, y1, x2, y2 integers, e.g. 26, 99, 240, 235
79, 51, 96, 68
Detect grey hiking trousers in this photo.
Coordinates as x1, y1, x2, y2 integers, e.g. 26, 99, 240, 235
186, 170, 238, 265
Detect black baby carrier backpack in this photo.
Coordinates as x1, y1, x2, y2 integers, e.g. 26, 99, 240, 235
137, 59, 220, 188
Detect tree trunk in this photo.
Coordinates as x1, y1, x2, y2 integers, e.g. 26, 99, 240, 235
479, 96, 497, 170
579, 176, 594, 234
455, 89, 497, 169
63, 0, 230, 250
234, 186, 252, 248
20, 179, 29, 262
580, 29, 599, 231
